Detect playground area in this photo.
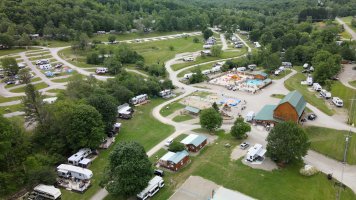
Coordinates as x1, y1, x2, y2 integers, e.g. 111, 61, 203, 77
209, 72, 272, 93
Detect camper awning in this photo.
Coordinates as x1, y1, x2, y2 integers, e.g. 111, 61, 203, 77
257, 149, 267, 157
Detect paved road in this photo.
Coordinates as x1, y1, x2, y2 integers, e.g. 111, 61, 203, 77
336, 17, 356, 40
219, 33, 228, 50
338, 64, 356, 90
234, 33, 252, 53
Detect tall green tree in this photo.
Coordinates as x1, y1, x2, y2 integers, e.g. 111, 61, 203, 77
87, 94, 118, 132
211, 45, 222, 57
203, 28, 213, 40
1, 57, 18, 75
104, 56, 122, 75
22, 84, 45, 125
199, 108, 222, 132
105, 141, 152, 197
230, 118, 251, 139
266, 121, 309, 164
18, 68, 32, 84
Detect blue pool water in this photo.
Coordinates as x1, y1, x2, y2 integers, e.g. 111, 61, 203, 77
246, 79, 263, 86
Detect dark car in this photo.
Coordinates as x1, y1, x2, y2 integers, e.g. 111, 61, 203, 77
302, 69, 310, 73
5, 80, 15, 85
154, 169, 164, 177
307, 113, 317, 120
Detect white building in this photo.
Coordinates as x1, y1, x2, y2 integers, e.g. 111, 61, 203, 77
57, 164, 93, 180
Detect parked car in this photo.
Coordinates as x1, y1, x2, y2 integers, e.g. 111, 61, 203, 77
332, 97, 343, 107
165, 138, 173, 146
307, 113, 317, 120
5, 80, 15, 85
55, 63, 63, 68
154, 169, 164, 177
240, 142, 250, 150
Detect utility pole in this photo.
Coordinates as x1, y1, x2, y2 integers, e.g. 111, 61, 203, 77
337, 97, 355, 200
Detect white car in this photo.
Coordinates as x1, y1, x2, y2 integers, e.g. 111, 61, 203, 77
165, 138, 174, 146
240, 142, 250, 150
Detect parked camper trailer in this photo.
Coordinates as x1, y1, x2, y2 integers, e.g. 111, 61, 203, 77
183, 57, 194, 62
248, 64, 257, 71
306, 76, 313, 86
332, 97, 343, 107
320, 89, 331, 99
203, 44, 212, 49
202, 69, 211, 75
183, 73, 195, 79
18, 62, 26, 68
32, 185, 61, 200
236, 67, 246, 72
68, 148, 92, 167
137, 176, 165, 200
159, 89, 173, 98
211, 65, 222, 73
131, 94, 148, 105
39, 64, 52, 70
57, 164, 93, 180
312, 83, 322, 91
117, 103, 133, 119
246, 144, 266, 162
96, 67, 108, 74
282, 62, 292, 68
303, 63, 309, 69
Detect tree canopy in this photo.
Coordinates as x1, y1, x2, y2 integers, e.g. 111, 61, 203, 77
230, 118, 251, 139
266, 121, 310, 164
199, 108, 222, 132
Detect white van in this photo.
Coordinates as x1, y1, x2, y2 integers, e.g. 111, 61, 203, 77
332, 97, 343, 107
320, 89, 331, 99
312, 83, 322, 91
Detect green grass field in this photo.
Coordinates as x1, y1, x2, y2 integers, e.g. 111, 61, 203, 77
349, 80, 356, 88
0, 103, 24, 113
172, 114, 195, 122
61, 99, 175, 200
0, 96, 23, 103
284, 72, 334, 116
128, 37, 204, 65
51, 77, 71, 83
0, 47, 39, 57
9, 82, 49, 93
58, 48, 97, 68
271, 69, 292, 80
172, 47, 247, 71
107, 132, 356, 200
92, 31, 197, 42
341, 16, 356, 32
28, 54, 53, 61
177, 62, 214, 77
45, 89, 65, 94
36, 40, 72, 48
160, 102, 185, 117
305, 126, 356, 164
330, 81, 356, 125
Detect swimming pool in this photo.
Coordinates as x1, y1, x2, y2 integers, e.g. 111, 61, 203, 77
246, 79, 263, 86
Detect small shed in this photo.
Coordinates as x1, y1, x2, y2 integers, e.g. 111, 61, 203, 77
180, 134, 208, 152
253, 71, 268, 80
184, 106, 200, 115
159, 150, 190, 171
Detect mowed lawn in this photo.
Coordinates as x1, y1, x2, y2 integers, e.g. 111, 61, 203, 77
305, 126, 356, 164
159, 101, 185, 117
284, 71, 334, 115
92, 31, 196, 42
0, 95, 23, 103
330, 81, 356, 125
61, 99, 175, 200
172, 47, 247, 71
0, 47, 39, 57
128, 37, 204, 65
341, 16, 356, 32
108, 132, 356, 200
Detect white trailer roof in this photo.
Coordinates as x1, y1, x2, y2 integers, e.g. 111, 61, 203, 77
68, 148, 90, 162
137, 176, 163, 197
57, 164, 93, 178
34, 184, 61, 199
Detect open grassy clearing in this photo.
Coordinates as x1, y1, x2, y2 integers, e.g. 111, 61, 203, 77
172, 114, 195, 122
0, 47, 39, 57
51, 77, 71, 83
341, 16, 356, 32
45, 89, 65, 94
28, 54, 53, 61
58, 48, 101, 68
107, 131, 356, 200
0, 96, 23, 103
177, 62, 214, 77
36, 40, 72, 48
0, 103, 24, 113
349, 80, 356, 88
128, 37, 204, 65
61, 99, 175, 200
284, 71, 334, 116
92, 31, 198, 42
305, 126, 356, 164
9, 82, 49, 93
172, 47, 247, 71
270, 69, 292, 80
330, 81, 356, 125
160, 101, 185, 117
25, 51, 50, 57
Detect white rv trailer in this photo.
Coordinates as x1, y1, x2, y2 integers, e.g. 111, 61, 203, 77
137, 176, 165, 200
332, 97, 343, 107
246, 144, 266, 162
68, 148, 92, 166
130, 94, 148, 105
33, 184, 61, 200
57, 164, 93, 180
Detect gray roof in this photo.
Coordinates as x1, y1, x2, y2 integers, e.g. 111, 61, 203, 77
181, 134, 207, 147
185, 106, 200, 114
278, 90, 306, 117
161, 150, 189, 164
254, 105, 277, 121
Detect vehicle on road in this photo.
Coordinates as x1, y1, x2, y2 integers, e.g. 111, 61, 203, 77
332, 97, 343, 107
240, 142, 250, 150
165, 138, 173, 146
307, 113, 317, 120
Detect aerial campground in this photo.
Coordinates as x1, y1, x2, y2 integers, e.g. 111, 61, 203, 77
1, 0, 356, 200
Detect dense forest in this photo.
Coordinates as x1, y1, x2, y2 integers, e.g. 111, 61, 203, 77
1, 0, 356, 198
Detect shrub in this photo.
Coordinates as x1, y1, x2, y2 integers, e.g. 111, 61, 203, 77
299, 165, 319, 176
